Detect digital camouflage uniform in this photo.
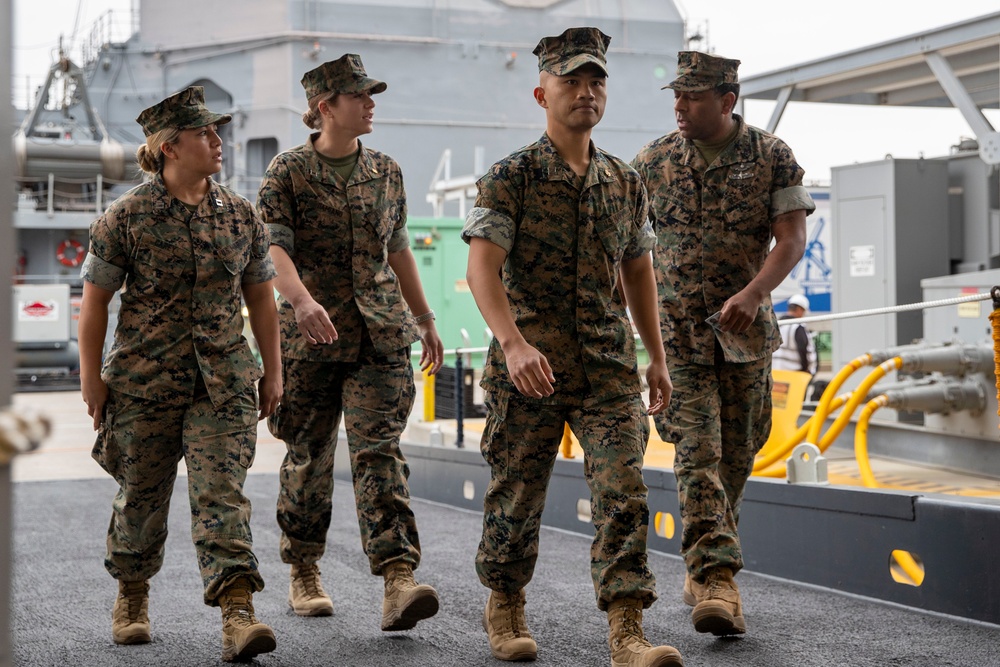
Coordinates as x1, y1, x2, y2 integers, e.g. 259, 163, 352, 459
258, 130, 423, 575
82, 169, 276, 605
462, 133, 659, 611
632, 98, 815, 580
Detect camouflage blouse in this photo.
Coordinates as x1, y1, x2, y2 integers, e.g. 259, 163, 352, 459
82, 174, 276, 406
257, 136, 418, 362
463, 134, 654, 405
632, 115, 815, 365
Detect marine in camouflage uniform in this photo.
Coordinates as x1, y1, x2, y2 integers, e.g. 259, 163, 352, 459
464, 27, 682, 666
257, 54, 443, 631
78, 86, 281, 660
631, 51, 815, 637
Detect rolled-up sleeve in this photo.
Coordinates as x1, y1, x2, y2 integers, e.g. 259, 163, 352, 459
80, 254, 125, 291
462, 166, 521, 253
771, 184, 816, 218
462, 206, 516, 253
258, 158, 297, 255
622, 180, 654, 261
266, 223, 295, 255
387, 167, 410, 253
243, 213, 278, 285
81, 214, 126, 291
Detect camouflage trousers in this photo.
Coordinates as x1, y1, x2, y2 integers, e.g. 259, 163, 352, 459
268, 345, 420, 575
92, 383, 263, 606
476, 389, 657, 611
653, 349, 772, 580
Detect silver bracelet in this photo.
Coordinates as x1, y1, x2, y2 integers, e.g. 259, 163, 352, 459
414, 310, 436, 324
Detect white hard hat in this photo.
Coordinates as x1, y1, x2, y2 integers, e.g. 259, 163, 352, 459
787, 294, 809, 310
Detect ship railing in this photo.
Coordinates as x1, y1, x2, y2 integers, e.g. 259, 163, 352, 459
14, 174, 137, 216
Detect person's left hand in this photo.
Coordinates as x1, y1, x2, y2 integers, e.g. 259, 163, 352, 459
417, 321, 444, 375
258, 372, 282, 420
645, 359, 673, 415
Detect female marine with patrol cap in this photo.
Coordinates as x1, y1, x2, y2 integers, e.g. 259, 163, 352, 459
78, 86, 281, 662
257, 53, 444, 633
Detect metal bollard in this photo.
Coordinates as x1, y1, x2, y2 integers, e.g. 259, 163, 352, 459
455, 352, 465, 448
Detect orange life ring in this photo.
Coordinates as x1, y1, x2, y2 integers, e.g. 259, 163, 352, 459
56, 239, 85, 268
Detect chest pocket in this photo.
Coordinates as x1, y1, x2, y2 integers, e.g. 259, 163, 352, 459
595, 208, 630, 265
660, 188, 697, 228
130, 237, 192, 295
723, 191, 770, 244
216, 236, 250, 276
362, 201, 394, 244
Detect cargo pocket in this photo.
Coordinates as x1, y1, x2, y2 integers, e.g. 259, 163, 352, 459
91, 400, 123, 483
236, 388, 258, 469
480, 390, 510, 475
266, 402, 281, 440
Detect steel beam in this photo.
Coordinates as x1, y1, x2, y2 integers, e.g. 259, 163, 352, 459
1, 0, 15, 663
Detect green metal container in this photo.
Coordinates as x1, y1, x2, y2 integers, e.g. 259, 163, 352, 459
407, 217, 488, 367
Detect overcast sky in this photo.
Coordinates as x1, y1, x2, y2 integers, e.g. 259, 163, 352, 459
12, 0, 1000, 183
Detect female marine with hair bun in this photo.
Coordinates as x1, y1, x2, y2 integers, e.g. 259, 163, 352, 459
257, 53, 443, 632
77, 86, 281, 662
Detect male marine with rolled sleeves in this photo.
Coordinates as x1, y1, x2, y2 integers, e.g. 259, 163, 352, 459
632, 51, 814, 637
464, 27, 684, 667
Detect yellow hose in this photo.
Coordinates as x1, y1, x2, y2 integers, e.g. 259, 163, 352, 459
817, 358, 902, 452
854, 396, 889, 488
990, 304, 1000, 429
807, 354, 872, 446
855, 394, 926, 586
753, 394, 849, 474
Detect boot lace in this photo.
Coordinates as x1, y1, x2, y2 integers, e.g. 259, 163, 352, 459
223, 590, 258, 628
118, 581, 147, 623
704, 570, 737, 602
296, 564, 325, 598
619, 606, 651, 648
494, 593, 528, 638
391, 567, 417, 589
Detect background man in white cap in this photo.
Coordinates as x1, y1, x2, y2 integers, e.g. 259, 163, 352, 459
773, 294, 817, 375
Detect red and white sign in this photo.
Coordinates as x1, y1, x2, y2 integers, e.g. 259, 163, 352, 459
18, 300, 59, 322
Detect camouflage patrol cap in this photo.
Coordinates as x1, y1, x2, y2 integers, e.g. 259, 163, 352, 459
300, 54, 387, 98
533, 27, 611, 77
663, 51, 740, 92
135, 86, 232, 137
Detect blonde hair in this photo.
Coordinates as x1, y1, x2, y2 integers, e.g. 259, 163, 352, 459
302, 92, 338, 129
135, 127, 182, 174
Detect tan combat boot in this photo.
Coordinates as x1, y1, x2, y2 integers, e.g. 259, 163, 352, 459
607, 598, 684, 667
381, 561, 439, 631
689, 567, 746, 636
112, 579, 151, 645
288, 563, 334, 616
682, 573, 698, 607
218, 580, 276, 662
482, 589, 537, 662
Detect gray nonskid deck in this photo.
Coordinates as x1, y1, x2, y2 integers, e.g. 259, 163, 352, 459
12, 474, 1000, 667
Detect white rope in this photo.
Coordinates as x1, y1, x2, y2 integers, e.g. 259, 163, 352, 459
783, 291, 993, 326
416, 291, 997, 357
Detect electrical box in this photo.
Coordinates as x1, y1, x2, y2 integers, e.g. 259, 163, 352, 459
831, 159, 950, 385
921, 269, 1000, 346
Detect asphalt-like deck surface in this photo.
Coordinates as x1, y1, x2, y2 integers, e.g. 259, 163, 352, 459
11, 473, 1000, 667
